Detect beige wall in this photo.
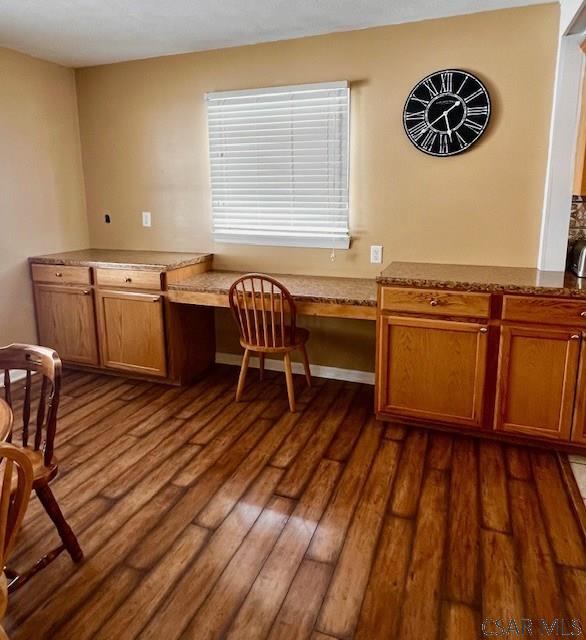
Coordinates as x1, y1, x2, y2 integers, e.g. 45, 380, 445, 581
76, 4, 559, 275
75, 4, 559, 371
75, 4, 560, 372
0, 47, 89, 345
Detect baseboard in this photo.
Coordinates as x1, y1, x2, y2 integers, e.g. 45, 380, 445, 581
0, 370, 27, 387
215, 352, 375, 385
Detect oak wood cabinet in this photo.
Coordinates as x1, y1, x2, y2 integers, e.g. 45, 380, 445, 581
376, 316, 488, 427
494, 324, 580, 441
33, 284, 99, 366
96, 290, 167, 377
30, 257, 215, 385
376, 285, 586, 451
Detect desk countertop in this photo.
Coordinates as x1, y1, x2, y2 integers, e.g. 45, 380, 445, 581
29, 249, 213, 272
168, 270, 378, 307
377, 261, 586, 298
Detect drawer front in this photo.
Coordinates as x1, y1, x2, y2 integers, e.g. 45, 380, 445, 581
380, 287, 490, 318
502, 295, 586, 327
31, 264, 91, 286
96, 268, 162, 291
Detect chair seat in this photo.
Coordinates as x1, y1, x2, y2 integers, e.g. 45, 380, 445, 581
10, 448, 57, 491
240, 327, 309, 352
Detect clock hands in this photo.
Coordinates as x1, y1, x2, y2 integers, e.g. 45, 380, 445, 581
428, 100, 460, 128
443, 113, 452, 140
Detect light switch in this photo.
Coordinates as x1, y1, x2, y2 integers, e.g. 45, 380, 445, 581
142, 211, 152, 228
370, 245, 383, 264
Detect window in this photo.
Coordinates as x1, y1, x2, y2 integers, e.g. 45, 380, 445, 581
206, 81, 350, 248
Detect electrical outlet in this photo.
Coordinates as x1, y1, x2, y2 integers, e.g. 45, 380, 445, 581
370, 245, 383, 264
142, 211, 152, 228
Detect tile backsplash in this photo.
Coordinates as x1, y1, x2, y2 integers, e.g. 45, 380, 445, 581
570, 196, 586, 247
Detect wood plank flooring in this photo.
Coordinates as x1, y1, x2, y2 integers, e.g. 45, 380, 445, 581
4, 366, 586, 639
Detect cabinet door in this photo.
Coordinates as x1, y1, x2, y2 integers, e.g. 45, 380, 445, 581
494, 324, 580, 441
376, 316, 488, 427
97, 290, 167, 377
34, 284, 99, 365
570, 336, 586, 444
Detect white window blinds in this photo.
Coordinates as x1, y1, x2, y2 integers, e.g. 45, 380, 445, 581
206, 81, 350, 248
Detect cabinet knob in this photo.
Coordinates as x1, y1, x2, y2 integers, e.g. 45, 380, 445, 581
55, 272, 63, 277
125, 277, 132, 283
580, 311, 586, 318
479, 327, 488, 334
571, 334, 581, 340
429, 299, 439, 307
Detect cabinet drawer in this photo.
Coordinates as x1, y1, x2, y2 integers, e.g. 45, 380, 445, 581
96, 268, 162, 291
31, 264, 91, 286
502, 295, 586, 327
380, 287, 490, 318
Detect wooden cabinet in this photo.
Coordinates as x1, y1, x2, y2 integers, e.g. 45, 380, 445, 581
33, 284, 99, 365
494, 325, 581, 441
376, 284, 586, 451
376, 316, 488, 427
96, 290, 167, 377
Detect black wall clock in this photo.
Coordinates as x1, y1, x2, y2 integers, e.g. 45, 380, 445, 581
403, 69, 491, 157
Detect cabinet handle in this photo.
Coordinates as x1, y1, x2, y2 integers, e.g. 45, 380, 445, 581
429, 299, 439, 307
55, 272, 63, 277
580, 311, 586, 318
479, 327, 488, 334
571, 334, 581, 340
82, 290, 90, 295
125, 277, 132, 283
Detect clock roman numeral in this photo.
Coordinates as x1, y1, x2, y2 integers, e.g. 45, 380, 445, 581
421, 130, 437, 152
464, 118, 483, 134
405, 110, 425, 121
456, 75, 468, 95
410, 95, 430, 106
439, 134, 450, 155
423, 78, 439, 97
455, 131, 468, 149
440, 72, 453, 93
409, 120, 429, 142
464, 88, 484, 103
467, 106, 488, 117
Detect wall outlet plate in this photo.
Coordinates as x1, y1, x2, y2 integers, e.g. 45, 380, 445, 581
142, 211, 152, 228
370, 245, 383, 264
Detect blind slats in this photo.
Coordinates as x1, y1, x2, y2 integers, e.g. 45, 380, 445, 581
207, 81, 349, 248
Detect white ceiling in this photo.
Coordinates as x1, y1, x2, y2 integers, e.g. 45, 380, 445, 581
0, 0, 550, 68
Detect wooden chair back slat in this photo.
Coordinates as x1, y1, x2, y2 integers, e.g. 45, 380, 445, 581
229, 274, 297, 350
0, 345, 61, 465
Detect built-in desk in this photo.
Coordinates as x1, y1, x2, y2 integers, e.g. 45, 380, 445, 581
168, 270, 377, 320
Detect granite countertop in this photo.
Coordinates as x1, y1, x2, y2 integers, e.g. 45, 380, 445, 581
29, 249, 213, 272
169, 270, 378, 306
377, 261, 586, 298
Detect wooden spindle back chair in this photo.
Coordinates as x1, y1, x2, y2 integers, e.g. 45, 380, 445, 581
1, 344, 60, 466
0, 344, 83, 591
0, 443, 33, 638
228, 274, 311, 412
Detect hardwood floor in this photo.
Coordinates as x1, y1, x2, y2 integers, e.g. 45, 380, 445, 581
4, 366, 586, 639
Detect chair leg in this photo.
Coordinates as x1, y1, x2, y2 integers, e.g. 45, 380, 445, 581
259, 353, 265, 381
35, 484, 83, 563
283, 352, 296, 412
300, 343, 312, 387
236, 349, 251, 402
